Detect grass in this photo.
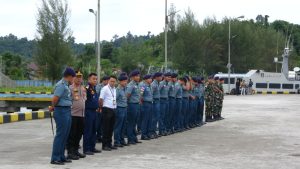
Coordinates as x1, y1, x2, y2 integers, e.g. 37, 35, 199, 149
0, 86, 53, 92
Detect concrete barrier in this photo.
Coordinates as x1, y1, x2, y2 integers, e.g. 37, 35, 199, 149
0, 111, 52, 124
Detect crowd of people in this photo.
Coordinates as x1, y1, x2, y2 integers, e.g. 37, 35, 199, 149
49, 67, 225, 165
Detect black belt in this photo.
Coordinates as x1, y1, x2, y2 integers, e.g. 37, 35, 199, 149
143, 101, 153, 103
176, 98, 182, 100
103, 107, 116, 110
160, 98, 168, 100
169, 96, 175, 99
128, 102, 139, 104
153, 98, 160, 100
117, 106, 127, 108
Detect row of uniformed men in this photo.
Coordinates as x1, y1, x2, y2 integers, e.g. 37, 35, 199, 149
49, 67, 224, 165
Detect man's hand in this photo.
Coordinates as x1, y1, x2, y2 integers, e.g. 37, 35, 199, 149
48, 106, 54, 112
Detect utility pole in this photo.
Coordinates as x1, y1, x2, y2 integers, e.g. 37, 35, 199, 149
97, 0, 101, 82
164, 0, 168, 71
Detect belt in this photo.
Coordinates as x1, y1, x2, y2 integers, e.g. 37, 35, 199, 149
117, 106, 127, 108
153, 98, 160, 100
169, 96, 175, 99
103, 107, 116, 110
176, 98, 182, 99
143, 101, 153, 103
160, 98, 168, 100
128, 102, 139, 104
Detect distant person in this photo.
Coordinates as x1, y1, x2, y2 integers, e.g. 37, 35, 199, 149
235, 79, 240, 95
66, 71, 86, 160
240, 80, 247, 96
49, 67, 75, 165
248, 79, 253, 95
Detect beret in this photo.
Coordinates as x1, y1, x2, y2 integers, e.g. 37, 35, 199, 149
143, 74, 152, 80
153, 72, 163, 78
214, 76, 219, 80
63, 67, 76, 77
118, 75, 128, 81
164, 72, 172, 76
208, 75, 214, 79
120, 72, 127, 77
171, 73, 178, 78
130, 70, 140, 77
192, 76, 198, 82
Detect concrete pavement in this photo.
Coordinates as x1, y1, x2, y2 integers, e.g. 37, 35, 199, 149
0, 95, 299, 169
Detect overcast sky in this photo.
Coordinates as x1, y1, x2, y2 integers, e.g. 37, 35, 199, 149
0, 0, 299, 43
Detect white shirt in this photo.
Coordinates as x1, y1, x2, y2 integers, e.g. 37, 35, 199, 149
100, 84, 117, 109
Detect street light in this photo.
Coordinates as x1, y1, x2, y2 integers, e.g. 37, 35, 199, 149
89, 0, 101, 83
164, 1, 180, 72
227, 15, 244, 94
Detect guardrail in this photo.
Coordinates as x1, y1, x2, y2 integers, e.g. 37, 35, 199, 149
0, 111, 52, 124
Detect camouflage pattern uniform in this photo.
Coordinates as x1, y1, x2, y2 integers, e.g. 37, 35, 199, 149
218, 82, 224, 117
204, 81, 214, 121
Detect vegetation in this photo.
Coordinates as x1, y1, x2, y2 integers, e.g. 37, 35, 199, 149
0, 86, 53, 92
1, 3, 300, 81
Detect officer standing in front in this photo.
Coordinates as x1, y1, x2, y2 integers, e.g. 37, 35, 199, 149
159, 72, 171, 136
126, 70, 142, 145
66, 71, 86, 160
174, 77, 183, 132
83, 73, 101, 155
182, 76, 191, 129
167, 73, 177, 134
150, 72, 162, 138
49, 67, 75, 165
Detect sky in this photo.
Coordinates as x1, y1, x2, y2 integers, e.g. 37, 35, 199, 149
0, 0, 299, 43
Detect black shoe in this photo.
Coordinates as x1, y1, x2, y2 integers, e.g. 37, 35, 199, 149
102, 146, 112, 151
121, 142, 129, 146
114, 144, 124, 148
62, 159, 72, 163
97, 139, 102, 143
128, 141, 136, 145
67, 154, 79, 160
109, 146, 118, 150
50, 161, 64, 165
92, 149, 102, 153
75, 152, 86, 158
141, 136, 150, 140
84, 151, 94, 155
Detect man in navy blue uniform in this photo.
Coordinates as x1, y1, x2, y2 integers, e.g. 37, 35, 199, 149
83, 73, 101, 155
50, 67, 75, 165
126, 70, 142, 144
166, 73, 177, 134
159, 72, 171, 136
150, 72, 162, 138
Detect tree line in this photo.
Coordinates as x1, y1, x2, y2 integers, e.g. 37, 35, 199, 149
1, 0, 299, 81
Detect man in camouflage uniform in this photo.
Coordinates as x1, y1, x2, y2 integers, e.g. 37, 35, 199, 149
217, 78, 225, 119
212, 77, 224, 120
205, 76, 215, 122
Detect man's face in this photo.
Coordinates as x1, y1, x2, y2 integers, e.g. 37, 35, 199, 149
145, 78, 152, 84
220, 80, 224, 84
109, 77, 116, 87
120, 80, 127, 87
103, 80, 109, 85
89, 75, 98, 86
156, 76, 162, 82
66, 76, 74, 85
165, 76, 171, 81
133, 75, 140, 82
172, 78, 177, 82
74, 75, 83, 85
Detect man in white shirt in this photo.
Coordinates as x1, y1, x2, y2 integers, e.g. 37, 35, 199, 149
99, 75, 117, 151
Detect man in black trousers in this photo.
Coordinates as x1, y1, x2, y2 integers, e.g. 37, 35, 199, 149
99, 75, 117, 151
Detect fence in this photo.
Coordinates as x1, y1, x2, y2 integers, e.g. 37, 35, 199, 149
15, 80, 53, 87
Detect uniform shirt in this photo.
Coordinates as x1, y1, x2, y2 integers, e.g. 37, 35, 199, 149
193, 84, 201, 98
175, 82, 183, 99
159, 80, 169, 99
151, 80, 160, 99
198, 83, 205, 98
70, 84, 86, 117
96, 83, 104, 97
54, 78, 72, 106
168, 81, 176, 98
100, 85, 117, 109
116, 85, 127, 107
85, 84, 99, 110
190, 84, 197, 97
182, 84, 189, 98
139, 81, 153, 102
126, 80, 140, 103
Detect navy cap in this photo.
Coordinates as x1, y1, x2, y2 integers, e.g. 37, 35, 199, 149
164, 72, 172, 77
143, 74, 152, 80
171, 73, 178, 78
214, 76, 219, 80
63, 67, 76, 77
118, 75, 128, 81
102, 75, 110, 81
201, 77, 205, 81
130, 70, 140, 77
192, 76, 198, 82
153, 72, 163, 78
120, 72, 127, 77
208, 75, 214, 79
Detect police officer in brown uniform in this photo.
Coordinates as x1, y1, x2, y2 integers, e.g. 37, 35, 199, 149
67, 71, 87, 160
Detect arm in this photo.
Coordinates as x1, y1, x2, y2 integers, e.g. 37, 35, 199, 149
49, 84, 64, 111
